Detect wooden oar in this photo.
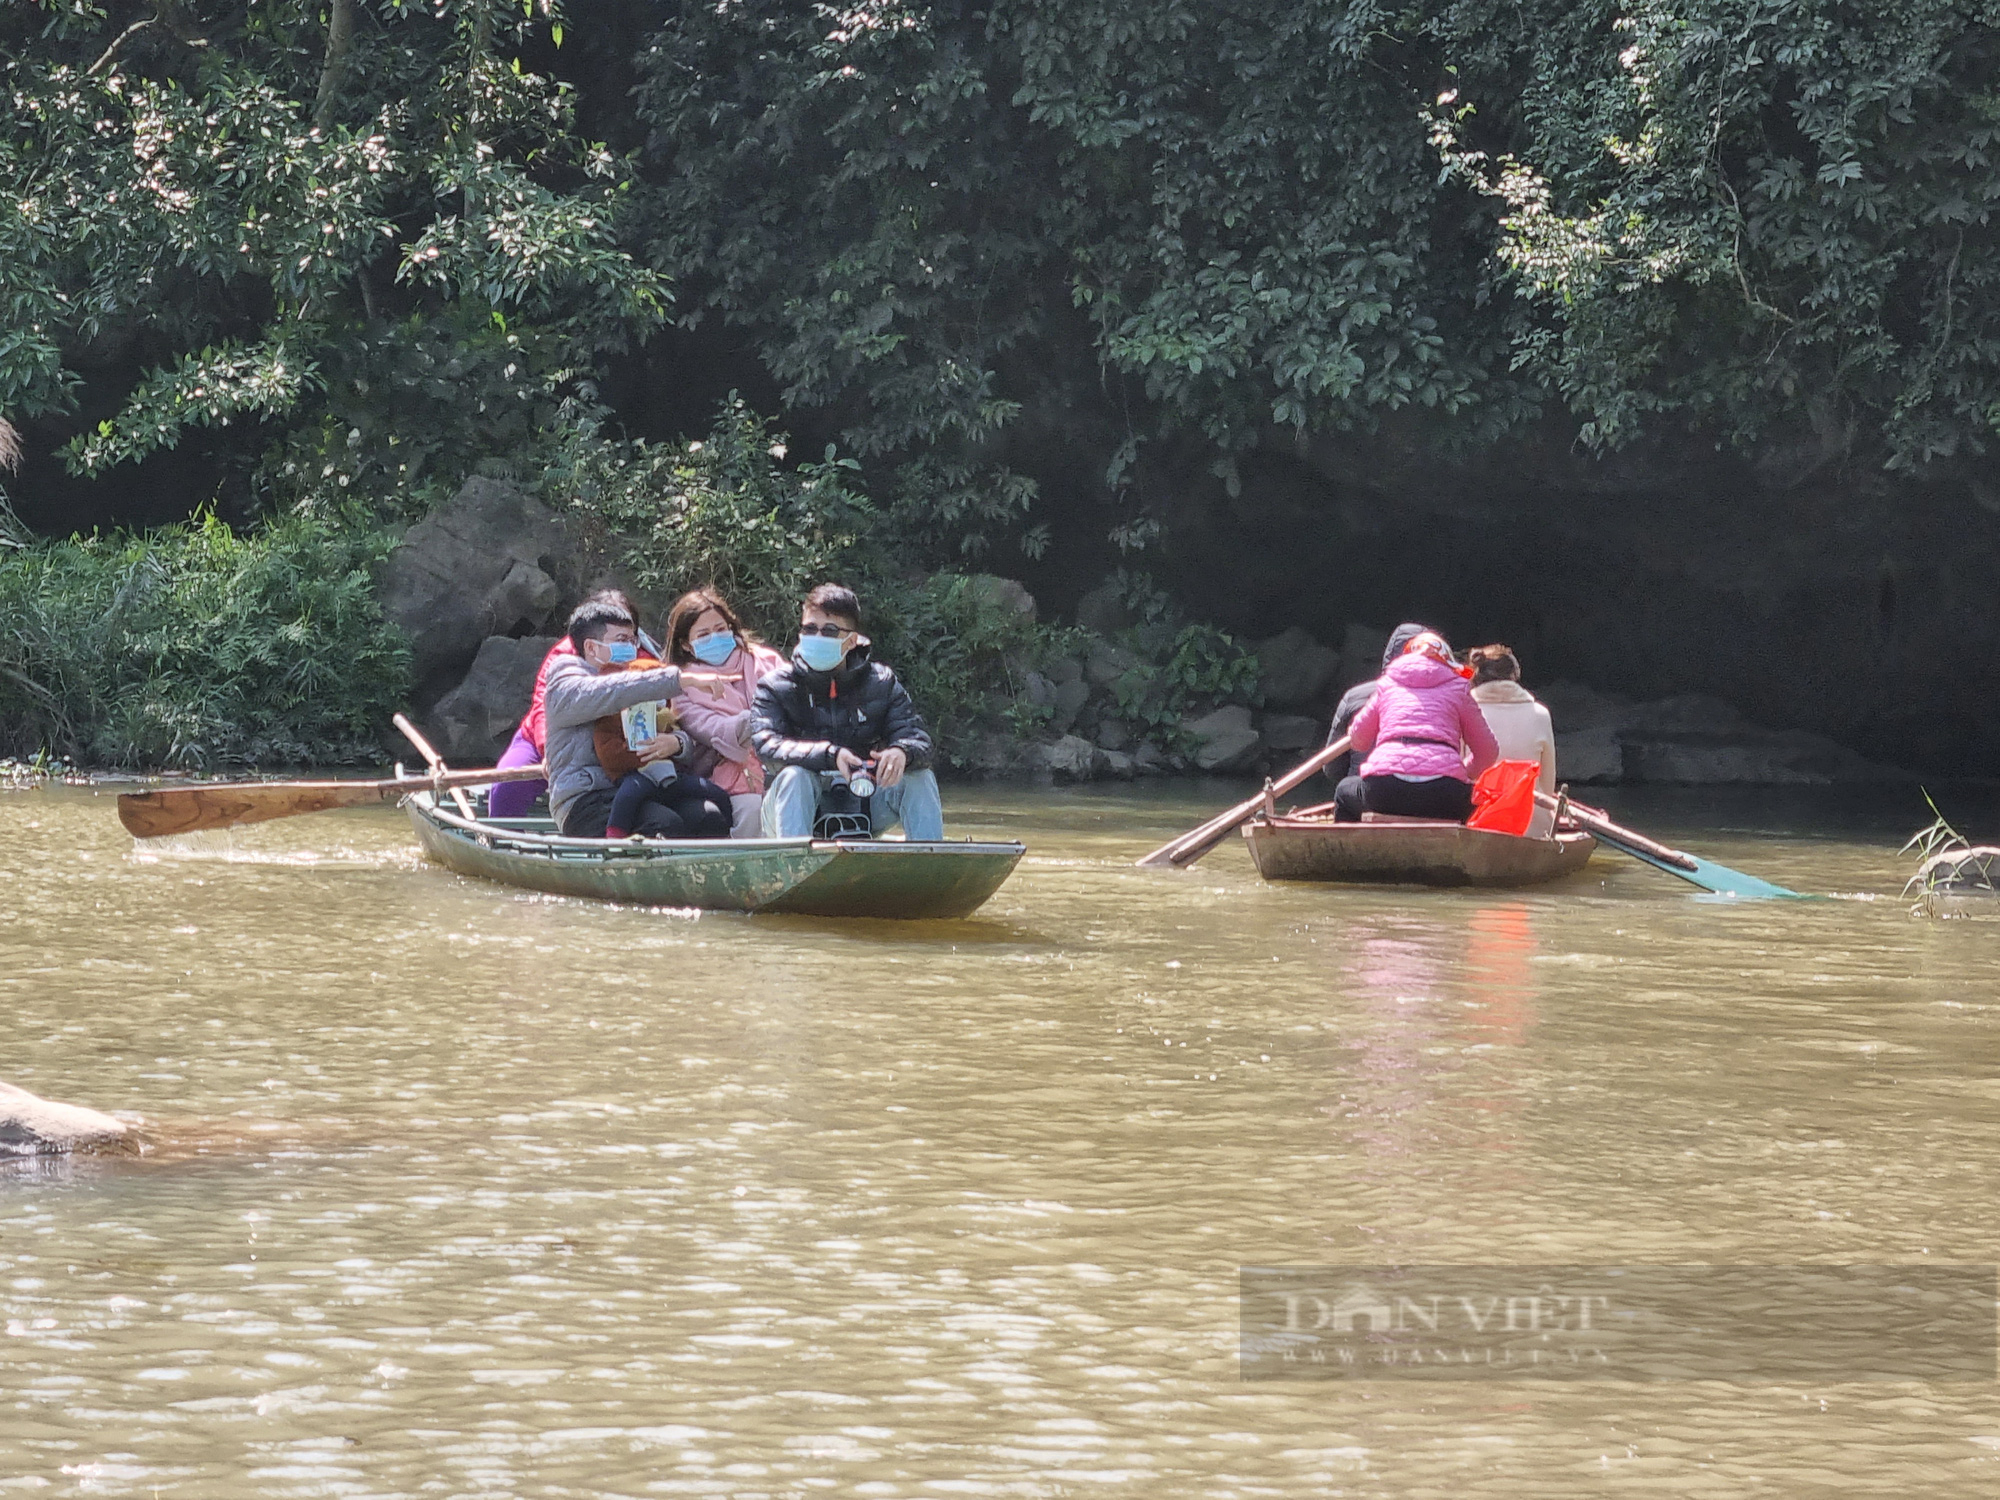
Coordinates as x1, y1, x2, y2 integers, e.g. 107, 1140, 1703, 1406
1541, 791, 1797, 898
1137, 737, 1352, 869
117, 765, 546, 839
392, 712, 477, 819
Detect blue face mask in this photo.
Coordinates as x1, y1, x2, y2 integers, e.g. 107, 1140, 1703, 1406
796, 633, 846, 672
690, 631, 737, 666
605, 641, 638, 666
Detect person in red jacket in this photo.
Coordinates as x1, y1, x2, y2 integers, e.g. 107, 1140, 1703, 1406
1332, 632, 1500, 823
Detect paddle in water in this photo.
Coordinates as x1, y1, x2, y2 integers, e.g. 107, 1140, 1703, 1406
1540, 791, 1796, 898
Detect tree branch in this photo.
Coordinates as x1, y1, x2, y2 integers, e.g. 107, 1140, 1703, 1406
87, 16, 159, 77
87, 1, 208, 78
312, 0, 356, 133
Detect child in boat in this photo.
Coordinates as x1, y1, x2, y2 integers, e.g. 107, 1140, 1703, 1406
1332, 631, 1499, 823
539, 596, 734, 839
592, 646, 733, 840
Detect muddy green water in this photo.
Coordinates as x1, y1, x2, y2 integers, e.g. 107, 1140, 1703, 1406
4, 782, 2000, 1497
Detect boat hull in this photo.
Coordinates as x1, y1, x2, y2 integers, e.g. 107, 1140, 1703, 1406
1244, 817, 1595, 888
405, 794, 1024, 919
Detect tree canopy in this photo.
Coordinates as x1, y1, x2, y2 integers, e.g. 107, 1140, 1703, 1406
5, 1, 1999, 539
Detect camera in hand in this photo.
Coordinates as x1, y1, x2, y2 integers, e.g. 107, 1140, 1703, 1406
815, 762, 876, 840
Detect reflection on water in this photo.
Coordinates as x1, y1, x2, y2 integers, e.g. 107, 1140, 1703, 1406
4, 780, 2000, 1495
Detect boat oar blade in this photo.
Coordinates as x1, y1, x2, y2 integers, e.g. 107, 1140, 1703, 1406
1543, 792, 1798, 899
118, 782, 392, 838
116, 765, 546, 840
1587, 826, 1797, 898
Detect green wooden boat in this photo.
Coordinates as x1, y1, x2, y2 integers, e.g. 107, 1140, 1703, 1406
404, 791, 1025, 919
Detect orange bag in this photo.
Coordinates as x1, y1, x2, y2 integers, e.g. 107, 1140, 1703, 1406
1467, 759, 1541, 836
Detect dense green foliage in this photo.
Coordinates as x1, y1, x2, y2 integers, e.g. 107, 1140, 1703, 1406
640, 0, 2000, 497
3, 0, 661, 514
0, 512, 410, 766
553, 401, 1111, 759
3, 2, 1997, 764
1437, 0, 2000, 469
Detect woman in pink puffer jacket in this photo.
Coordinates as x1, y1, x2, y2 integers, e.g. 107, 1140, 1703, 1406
1332, 632, 1499, 823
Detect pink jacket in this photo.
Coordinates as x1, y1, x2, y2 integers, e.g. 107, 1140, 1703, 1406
1350, 652, 1500, 783
672, 641, 785, 795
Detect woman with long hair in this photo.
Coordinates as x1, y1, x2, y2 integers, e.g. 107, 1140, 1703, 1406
661, 587, 786, 837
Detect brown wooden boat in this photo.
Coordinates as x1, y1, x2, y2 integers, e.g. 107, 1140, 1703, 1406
1243, 808, 1596, 888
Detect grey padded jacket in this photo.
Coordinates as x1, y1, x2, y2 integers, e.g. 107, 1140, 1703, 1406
542, 654, 684, 826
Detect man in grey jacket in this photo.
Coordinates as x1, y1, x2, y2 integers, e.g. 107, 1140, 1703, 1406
542, 596, 730, 838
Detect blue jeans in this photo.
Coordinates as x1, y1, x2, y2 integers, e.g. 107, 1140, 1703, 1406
761, 765, 945, 841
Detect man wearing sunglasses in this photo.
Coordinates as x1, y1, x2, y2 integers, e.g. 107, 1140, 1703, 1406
749, 583, 944, 841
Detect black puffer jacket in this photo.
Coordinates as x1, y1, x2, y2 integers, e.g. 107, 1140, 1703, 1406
750, 643, 934, 772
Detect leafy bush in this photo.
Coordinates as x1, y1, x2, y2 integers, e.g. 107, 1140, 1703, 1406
548, 397, 876, 643
1095, 571, 1262, 748
0, 512, 410, 767
553, 400, 1085, 761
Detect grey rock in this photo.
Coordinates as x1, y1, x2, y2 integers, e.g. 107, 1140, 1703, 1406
1620, 727, 1890, 785
1916, 847, 2000, 917
1537, 683, 1903, 785
1260, 712, 1323, 752
1538, 680, 1639, 733
425, 635, 559, 763
961, 729, 1025, 776
377, 476, 580, 703
1132, 743, 1172, 776
1553, 727, 1624, 784
1183, 704, 1263, 773
1051, 676, 1091, 733
1076, 582, 1134, 636
1085, 640, 1142, 687
1101, 749, 1138, 780
1095, 719, 1134, 752
963, 575, 1038, 623
1627, 694, 1746, 734
1337, 623, 1391, 689
1027, 734, 1105, 781
1023, 671, 1057, 709
1046, 653, 1084, 686
1254, 626, 1343, 711
1, 1081, 135, 1157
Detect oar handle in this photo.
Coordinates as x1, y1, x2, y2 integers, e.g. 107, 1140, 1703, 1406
1136, 736, 1353, 869
393, 712, 478, 819
1535, 790, 1698, 871
393, 713, 449, 772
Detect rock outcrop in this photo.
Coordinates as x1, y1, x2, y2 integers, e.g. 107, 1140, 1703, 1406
1025, 734, 1106, 781
1182, 704, 1263, 772
1915, 847, 2000, 918
377, 477, 581, 705
1, 1081, 135, 1156
962, 575, 1038, 623
1253, 626, 1342, 712
426, 634, 559, 763
1538, 681, 1901, 785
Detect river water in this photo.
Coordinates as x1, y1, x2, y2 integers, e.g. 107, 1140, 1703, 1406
4, 781, 1999, 1496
